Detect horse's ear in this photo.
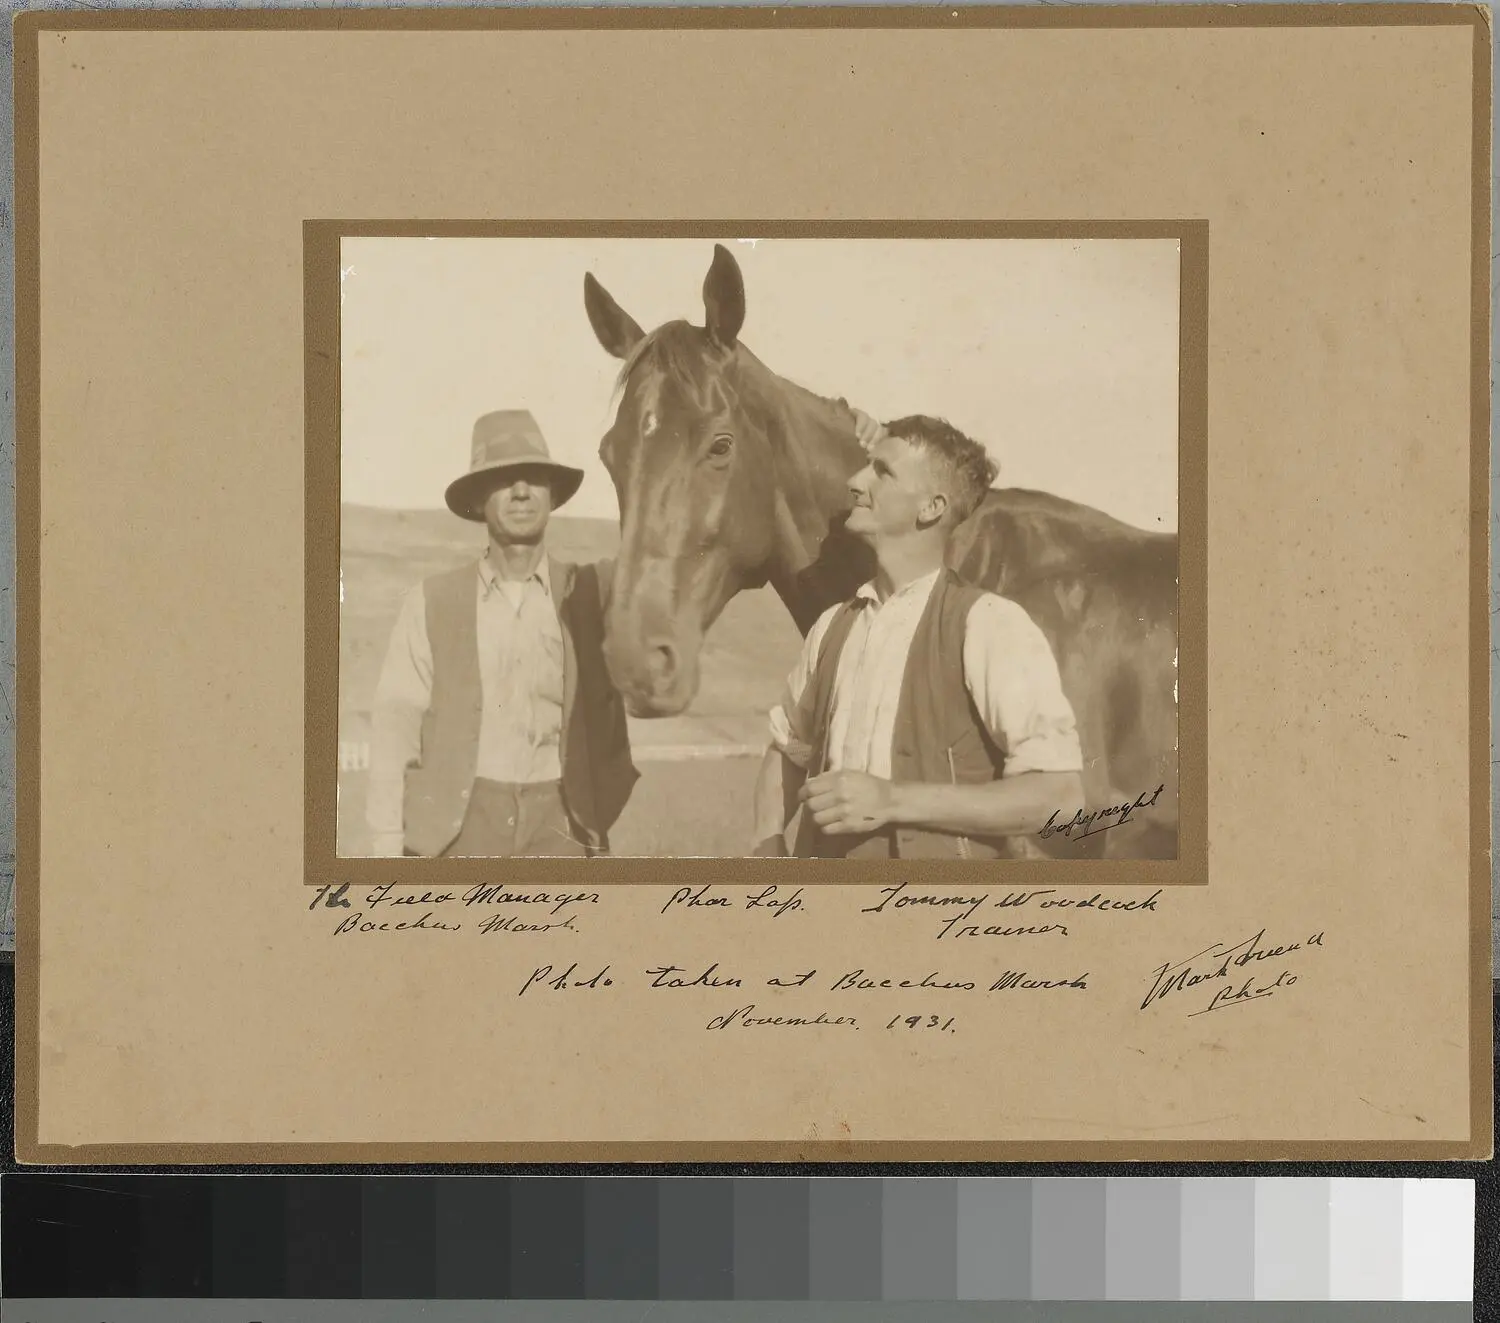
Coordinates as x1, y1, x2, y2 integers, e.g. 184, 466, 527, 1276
584, 271, 645, 359
702, 243, 745, 349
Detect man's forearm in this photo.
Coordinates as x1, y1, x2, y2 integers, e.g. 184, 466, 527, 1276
888, 771, 1084, 838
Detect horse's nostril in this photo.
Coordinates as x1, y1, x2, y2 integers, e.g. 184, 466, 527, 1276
647, 641, 678, 684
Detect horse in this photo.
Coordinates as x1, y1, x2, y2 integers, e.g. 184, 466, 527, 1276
583, 243, 1178, 859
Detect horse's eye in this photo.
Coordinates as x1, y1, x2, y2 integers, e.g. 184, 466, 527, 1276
707, 434, 734, 460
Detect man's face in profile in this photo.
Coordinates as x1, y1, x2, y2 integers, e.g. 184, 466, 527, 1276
845, 434, 943, 541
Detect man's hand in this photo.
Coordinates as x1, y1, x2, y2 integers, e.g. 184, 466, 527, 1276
801, 769, 894, 835
852, 408, 887, 452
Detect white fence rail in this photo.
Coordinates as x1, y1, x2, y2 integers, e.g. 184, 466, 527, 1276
337, 739, 757, 770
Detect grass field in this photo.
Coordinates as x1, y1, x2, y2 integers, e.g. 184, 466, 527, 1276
337, 504, 802, 856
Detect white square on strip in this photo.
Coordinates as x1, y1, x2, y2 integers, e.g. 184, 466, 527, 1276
1402, 1178, 1474, 1300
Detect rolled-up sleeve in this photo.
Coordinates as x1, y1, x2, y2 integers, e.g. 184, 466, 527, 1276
766, 604, 839, 762
962, 594, 1083, 776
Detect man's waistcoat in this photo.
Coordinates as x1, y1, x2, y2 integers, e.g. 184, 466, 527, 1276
403, 558, 638, 857
793, 569, 1014, 860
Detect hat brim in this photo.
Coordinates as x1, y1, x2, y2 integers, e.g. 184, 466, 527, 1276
444, 461, 586, 522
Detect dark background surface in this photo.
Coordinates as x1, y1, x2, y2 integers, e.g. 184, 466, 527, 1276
1, 961, 1495, 1309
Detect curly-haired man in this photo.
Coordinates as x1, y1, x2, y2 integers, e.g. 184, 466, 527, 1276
752, 412, 1086, 859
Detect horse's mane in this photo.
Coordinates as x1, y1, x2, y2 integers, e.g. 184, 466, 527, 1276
734, 345, 861, 460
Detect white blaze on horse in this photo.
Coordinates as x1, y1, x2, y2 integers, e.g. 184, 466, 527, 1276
584, 244, 1178, 859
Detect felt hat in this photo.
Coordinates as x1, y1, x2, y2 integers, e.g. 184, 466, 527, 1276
444, 410, 585, 521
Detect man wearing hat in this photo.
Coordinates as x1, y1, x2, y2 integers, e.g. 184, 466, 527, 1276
366, 410, 638, 857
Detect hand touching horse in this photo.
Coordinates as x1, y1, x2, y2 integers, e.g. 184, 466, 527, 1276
584, 243, 1178, 859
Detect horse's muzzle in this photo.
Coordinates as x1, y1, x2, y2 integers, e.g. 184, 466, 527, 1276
605, 630, 700, 718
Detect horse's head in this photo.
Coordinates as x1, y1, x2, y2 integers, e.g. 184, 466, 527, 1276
584, 244, 784, 716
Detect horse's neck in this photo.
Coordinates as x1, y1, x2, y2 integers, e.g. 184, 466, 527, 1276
745, 363, 873, 633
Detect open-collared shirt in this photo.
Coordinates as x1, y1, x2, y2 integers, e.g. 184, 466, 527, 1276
366, 554, 565, 842
768, 569, 1083, 780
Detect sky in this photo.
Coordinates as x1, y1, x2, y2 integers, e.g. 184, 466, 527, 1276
340, 236, 1180, 532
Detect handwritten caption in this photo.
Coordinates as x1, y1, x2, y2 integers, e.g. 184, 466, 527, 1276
309, 882, 600, 936
859, 881, 1161, 940
304, 880, 1180, 1033
309, 881, 815, 936
310, 880, 1165, 942
516, 958, 1090, 1034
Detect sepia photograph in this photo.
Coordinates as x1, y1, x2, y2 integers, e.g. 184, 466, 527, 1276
336, 235, 1182, 861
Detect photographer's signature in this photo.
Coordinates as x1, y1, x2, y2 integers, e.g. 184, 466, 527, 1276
1140, 928, 1324, 1016
1040, 784, 1166, 841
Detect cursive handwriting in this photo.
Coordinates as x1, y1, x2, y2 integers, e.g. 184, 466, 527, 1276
1141, 928, 1324, 1013
519, 963, 614, 996
311, 882, 599, 920
831, 969, 977, 991
1040, 784, 1167, 840
861, 884, 1000, 915
365, 884, 456, 910
647, 963, 744, 989
826, 968, 1090, 994
1038, 891, 1159, 913
861, 881, 1160, 941
707, 1005, 857, 1030
462, 885, 599, 915
662, 884, 731, 913
504, 962, 1097, 998
745, 885, 804, 918
938, 919, 1069, 941
333, 910, 460, 936
661, 884, 805, 918
1189, 969, 1297, 1016
989, 970, 1089, 992
479, 914, 578, 936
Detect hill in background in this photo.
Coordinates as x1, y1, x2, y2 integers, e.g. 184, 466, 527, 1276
338, 504, 803, 752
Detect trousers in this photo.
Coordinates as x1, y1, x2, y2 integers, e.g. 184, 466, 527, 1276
445, 779, 588, 857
